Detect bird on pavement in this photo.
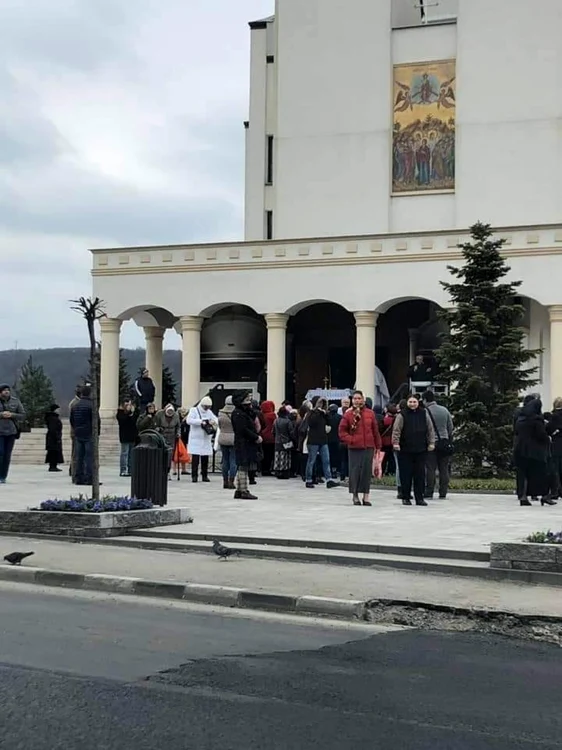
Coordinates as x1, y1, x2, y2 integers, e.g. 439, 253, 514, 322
212, 540, 240, 561
4, 551, 35, 566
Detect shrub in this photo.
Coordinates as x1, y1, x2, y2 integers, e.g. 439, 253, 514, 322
371, 476, 514, 492
526, 530, 562, 545
37, 495, 153, 513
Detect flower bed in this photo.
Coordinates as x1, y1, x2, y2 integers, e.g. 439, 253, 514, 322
526, 530, 562, 545
37, 495, 153, 513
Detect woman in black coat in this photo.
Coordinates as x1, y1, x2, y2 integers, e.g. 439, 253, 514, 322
231, 390, 262, 500
45, 404, 64, 472
514, 398, 556, 506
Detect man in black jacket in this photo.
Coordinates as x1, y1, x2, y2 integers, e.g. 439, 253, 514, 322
69, 386, 96, 486
116, 400, 138, 477
305, 398, 339, 489
134, 369, 156, 411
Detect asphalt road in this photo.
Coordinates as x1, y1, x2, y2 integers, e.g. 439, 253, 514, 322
1, 583, 562, 750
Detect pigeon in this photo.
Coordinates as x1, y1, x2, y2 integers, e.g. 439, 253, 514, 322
4, 551, 35, 566
212, 540, 240, 561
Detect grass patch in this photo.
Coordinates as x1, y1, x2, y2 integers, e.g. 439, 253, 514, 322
372, 477, 514, 492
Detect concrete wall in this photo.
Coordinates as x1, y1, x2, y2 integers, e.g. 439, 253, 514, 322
247, 0, 562, 239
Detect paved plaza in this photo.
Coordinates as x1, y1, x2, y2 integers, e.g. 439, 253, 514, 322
2, 466, 560, 553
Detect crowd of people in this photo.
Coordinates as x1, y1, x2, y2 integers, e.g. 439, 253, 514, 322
1, 363, 560, 510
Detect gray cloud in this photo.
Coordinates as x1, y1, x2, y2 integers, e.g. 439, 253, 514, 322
0, 0, 273, 349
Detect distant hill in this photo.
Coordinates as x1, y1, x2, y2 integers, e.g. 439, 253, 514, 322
0, 348, 182, 414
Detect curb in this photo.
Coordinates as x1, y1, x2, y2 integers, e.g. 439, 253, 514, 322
0, 564, 369, 622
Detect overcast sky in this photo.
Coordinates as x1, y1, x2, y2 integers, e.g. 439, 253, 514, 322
0, 0, 272, 351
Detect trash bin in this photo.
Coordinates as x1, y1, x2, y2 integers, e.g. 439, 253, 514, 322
131, 430, 172, 507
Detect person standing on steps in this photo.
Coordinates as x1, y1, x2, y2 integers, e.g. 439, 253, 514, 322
392, 395, 435, 506
216, 396, 237, 489
339, 390, 382, 506
115, 399, 138, 477
422, 390, 454, 499
231, 389, 262, 499
45, 404, 64, 473
133, 368, 156, 412
187, 396, 217, 483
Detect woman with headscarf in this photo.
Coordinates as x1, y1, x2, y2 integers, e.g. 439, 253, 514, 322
514, 398, 556, 506
231, 389, 262, 499
187, 396, 217, 482
339, 390, 382, 506
137, 402, 157, 432
273, 406, 295, 479
45, 404, 64, 472
392, 395, 435, 506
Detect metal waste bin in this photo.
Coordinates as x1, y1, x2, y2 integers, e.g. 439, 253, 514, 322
131, 430, 172, 507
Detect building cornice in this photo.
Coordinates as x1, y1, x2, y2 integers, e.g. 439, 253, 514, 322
91, 245, 562, 278
89, 223, 562, 256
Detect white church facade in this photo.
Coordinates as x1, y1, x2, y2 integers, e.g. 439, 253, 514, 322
92, 0, 562, 420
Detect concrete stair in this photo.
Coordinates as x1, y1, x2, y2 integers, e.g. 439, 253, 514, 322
11, 419, 119, 465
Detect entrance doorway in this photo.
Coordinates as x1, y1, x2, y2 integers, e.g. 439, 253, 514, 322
287, 302, 356, 404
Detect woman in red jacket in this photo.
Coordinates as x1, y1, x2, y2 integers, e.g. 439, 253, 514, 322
338, 390, 382, 506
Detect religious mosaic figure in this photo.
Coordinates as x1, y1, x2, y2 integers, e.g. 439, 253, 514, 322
392, 60, 456, 193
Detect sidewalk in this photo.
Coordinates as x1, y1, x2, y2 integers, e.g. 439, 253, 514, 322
2, 466, 559, 553
2, 533, 562, 619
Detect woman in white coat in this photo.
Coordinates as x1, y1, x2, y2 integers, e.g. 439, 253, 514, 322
187, 396, 218, 482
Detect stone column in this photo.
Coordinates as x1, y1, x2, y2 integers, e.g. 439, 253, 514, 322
408, 328, 419, 364
144, 327, 165, 408
549, 306, 562, 402
265, 313, 289, 407
179, 316, 203, 407
354, 311, 378, 399
99, 317, 122, 419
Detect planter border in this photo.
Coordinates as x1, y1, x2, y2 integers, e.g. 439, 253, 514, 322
490, 541, 562, 572
0, 507, 192, 538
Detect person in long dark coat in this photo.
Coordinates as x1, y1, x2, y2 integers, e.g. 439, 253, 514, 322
45, 404, 64, 472
514, 398, 556, 506
231, 389, 262, 500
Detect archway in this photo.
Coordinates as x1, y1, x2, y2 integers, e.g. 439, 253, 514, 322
375, 298, 447, 399
199, 304, 266, 388
286, 301, 356, 404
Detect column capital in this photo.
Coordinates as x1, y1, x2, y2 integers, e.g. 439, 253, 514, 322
549, 305, 562, 323
264, 313, 289, 330
144, 326, 166, 341
98, 317, 122, 334
179, 315, 203, 333
353, 311, 379, 328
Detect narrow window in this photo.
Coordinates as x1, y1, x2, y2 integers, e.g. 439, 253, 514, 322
266, 210, 273, 240
266, 135, 274, 184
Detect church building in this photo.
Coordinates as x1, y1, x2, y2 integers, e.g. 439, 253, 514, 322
92, 0, 562, 421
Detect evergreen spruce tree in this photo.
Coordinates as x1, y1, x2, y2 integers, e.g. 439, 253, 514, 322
118, 350, 131, 403
17, 356, 55, 427
161, 366, 177, 408
436, 222, 541, 477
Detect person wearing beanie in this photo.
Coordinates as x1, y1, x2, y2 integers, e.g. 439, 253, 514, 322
44, 404, 64, 473
231, 390, 262, 499
187, 396, 217, 482
0, 383, 25, 483
154, 404, 181, 480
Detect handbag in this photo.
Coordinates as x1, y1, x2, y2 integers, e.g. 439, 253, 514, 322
426, 407, 454, 456
198, 409, 216, 436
